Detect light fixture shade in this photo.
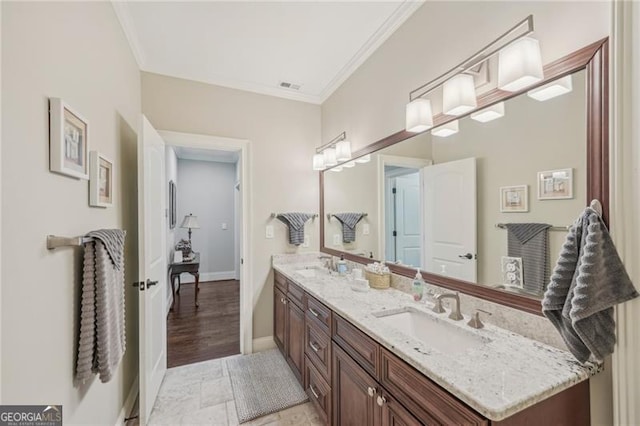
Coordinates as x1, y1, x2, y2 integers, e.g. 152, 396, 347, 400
432, 120, 459, 137
323, 147, 337, 167
329, 166, 343, 172
498, 37, 544, 92
443, 74, 477, 116
354, 154, 371, 164
335, 140, 352, 162
343, 160, 356, 168
527, 75, 573, 101
405, 99, 433, 132
312, 153, 326, 171
470, 102, 505, 123
180, 214, 200, 229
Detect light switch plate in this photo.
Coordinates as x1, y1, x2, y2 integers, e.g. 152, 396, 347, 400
362, 224, 370, 235
221, 223, 228, 230
266, 225, 274, 239
303, 235, 310, 248
333, 234, 341, 246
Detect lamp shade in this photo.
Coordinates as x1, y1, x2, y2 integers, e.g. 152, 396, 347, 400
335, 140, 352, 162
470, 102, 505, 123
354, 154, 371, 164
527, 75, 573, 101
443, 74, 477, 116
329, 166, 343, 172
431, 120, 459, 137
180, 214, 200, 229
405, 98, 433, 132
323, 147, 337, 167
312, 153, 326, 171
498, 37, 543, 92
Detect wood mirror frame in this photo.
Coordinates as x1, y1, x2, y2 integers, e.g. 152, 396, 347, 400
320, 38, 609, 316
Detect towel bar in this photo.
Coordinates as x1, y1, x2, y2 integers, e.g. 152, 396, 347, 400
270, 213, 318, 219
327, 213, 368, 221
47, 235, 94, 249
495, 223, 570, 231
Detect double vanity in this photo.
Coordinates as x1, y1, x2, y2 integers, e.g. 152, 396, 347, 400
272, 254, 597, 425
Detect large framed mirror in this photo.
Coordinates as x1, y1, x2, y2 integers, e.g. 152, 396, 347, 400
320, 38, 608, 315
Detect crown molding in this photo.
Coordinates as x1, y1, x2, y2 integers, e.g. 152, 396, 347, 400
111, 1, 146, 69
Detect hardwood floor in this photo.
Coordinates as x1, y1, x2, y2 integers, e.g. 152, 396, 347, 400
167, 279, 240, 368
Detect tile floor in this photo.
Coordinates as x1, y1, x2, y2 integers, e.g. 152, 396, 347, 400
147, 355, 322, 426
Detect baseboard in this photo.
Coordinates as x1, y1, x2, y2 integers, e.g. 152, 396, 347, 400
115, 375, 138, 426
252, 336, 276, 353
180, 271, 236, 283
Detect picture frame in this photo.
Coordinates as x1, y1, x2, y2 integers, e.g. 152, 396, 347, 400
49, 98, 89, 179
89, 151, 113, 208
501, 256, 524, 288
538, 168, 573, 200
169, 180, 177, 229
499, 185, 528, 212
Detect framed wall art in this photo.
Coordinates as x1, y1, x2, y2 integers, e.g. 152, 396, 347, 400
538, 168, 573, 200
169, 180, 177, 229
49, 98, 89, 179
499, 185, 528, 213
89, 151, 113, 208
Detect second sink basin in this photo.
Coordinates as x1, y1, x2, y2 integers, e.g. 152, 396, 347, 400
294, 265, 327, 278
373, 307, 490, 355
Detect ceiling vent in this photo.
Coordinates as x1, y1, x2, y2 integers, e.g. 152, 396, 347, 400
279, 81, 301, 91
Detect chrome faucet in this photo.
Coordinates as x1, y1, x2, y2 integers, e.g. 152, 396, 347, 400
432, 292, 463, 321
318, 255, 334, 272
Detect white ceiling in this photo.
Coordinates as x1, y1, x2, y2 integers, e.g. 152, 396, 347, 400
173, 146, 239, 163
113, 1, 423, 104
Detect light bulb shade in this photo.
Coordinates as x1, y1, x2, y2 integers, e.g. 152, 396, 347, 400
405, 99, 433, 132
470, 102, 505, 123
527, 75, 573, 101
323, 147, 337, 167
329, 166, 343, 172
443, 74, 477, 116
180, 214, 200, 229
431, 120, 459, 137
312, 153, 326, 170
343, 160, 356, 168
498, 37, 544, 92
335, 140, 352, 161
354, 154, 371, 164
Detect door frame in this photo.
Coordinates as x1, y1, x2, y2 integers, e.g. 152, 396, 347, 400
158, 130, 253, 354
376, 155, 432, 262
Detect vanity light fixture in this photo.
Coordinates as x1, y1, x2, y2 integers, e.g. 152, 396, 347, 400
497, 37, 544, 92
329, 166, 343, 172
323, 147, 337, 167
354, 154, 371, 164
312, 153, 326, 171
343, 160, 356, 168
470, 102, 505, 123
431, 120, 459, 137
443, 74, 477, 116
335, 139, 352, 162
405, 98, 434, 132
527, 75, 573, 101
313, 131, 350, 170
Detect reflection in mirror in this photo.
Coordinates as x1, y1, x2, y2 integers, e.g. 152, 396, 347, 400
323, 70, 586, 300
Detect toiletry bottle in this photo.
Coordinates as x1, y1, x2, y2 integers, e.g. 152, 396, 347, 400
337, 254, 348, 275
412, 268, 425, 301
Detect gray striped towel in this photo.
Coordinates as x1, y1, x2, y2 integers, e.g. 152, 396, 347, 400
542, 207, 638, 362
276, 213, 313, 246
333, 213, 365, 243
505, 223, 551, 295
76, 229, 126, 384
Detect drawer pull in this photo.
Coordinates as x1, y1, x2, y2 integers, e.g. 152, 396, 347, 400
367, 387, 376, 397
309, 307, 320, 317
376, 395, 387, 407
309, 341, 320, 352
310, 385, 320, 399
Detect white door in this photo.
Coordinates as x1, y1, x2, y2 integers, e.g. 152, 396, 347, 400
394, 172, 422, 267
423, 158, 477, 282
138, 116, 167, 424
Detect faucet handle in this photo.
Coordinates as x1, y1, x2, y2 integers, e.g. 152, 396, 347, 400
467, 309, 492, 329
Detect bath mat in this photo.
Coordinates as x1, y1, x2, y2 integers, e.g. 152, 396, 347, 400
227, 349, 308, 423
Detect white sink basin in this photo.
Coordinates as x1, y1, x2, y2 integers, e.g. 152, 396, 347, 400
294, 266, 327, 278
373, 307, 489, 354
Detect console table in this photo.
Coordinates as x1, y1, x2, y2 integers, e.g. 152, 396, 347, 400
169, 252, 200, 310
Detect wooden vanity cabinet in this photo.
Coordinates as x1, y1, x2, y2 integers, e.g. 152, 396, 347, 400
273, 286, 287, 353
273, 271, 305, 385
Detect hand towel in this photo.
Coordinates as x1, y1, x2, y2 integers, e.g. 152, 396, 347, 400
276, 213, 313, 246
505, 223, 551, 295
333, 213, 365, 243
76, 229, 126, 384
542, 208, 638, 363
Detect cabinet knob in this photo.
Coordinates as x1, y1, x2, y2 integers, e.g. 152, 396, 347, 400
367, 387, 376, 397
376, 395, 387, 407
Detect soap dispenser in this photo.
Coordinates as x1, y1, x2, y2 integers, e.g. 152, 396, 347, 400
337, 254, 348, 275
412, 268, 425, 301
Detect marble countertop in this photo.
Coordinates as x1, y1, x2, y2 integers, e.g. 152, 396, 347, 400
272, 255, 599, 421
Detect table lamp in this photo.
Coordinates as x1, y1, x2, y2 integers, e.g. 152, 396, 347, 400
180, 213, 200, 247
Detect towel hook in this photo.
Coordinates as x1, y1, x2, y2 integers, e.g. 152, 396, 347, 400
590, 199, 603, 216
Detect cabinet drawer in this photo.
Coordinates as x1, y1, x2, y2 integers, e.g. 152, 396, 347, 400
305, 320, 331, 383
287, 280, 305, 308
306, 294, 332, 334
332, 314, 379, 379
379, 348, 488, 426
305, 356, 331, 426
274, 270, 287, 292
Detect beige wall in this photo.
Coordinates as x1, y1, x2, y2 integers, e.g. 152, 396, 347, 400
1, 2, 140, 425
141, 73, 321, 339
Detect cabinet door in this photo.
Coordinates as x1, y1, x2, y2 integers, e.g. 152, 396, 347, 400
378, 391, 421, 426
333, 344, 379, 426
286, 301, 305, 385
274, 287, 287, 354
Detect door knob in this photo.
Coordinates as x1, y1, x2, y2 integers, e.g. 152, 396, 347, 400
458, 253, 474, 260
146, 279, 159, 289
376, 395, 387, 407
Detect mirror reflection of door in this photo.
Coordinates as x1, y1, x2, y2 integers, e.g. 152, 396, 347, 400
423, 158, 477, 283
384, 167, 422, 267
